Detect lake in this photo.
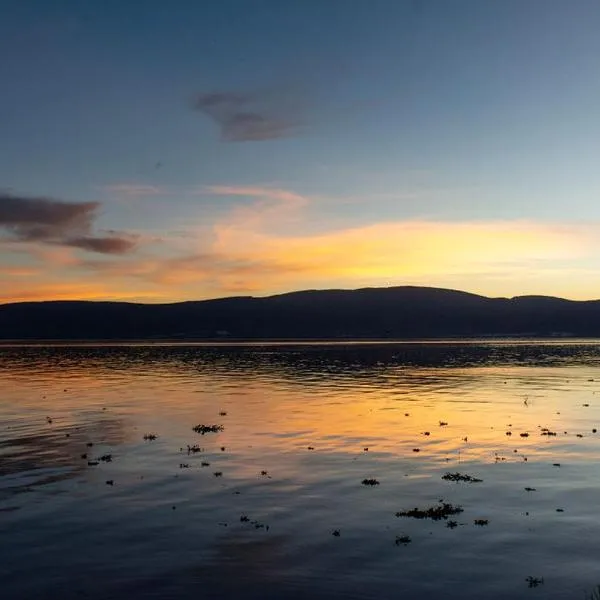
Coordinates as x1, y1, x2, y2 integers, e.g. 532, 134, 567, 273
2, 341, 600, 599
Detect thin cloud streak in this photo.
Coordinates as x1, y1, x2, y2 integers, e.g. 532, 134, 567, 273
205, 185, 308, 235
66, 236, 137, 254
102, 184, 166, 197
205, 185, 307, 205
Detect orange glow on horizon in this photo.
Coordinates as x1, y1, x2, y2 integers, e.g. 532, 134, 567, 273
3, 183, 600, 303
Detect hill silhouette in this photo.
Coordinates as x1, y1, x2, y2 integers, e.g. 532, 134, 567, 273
1, 286, 599, 340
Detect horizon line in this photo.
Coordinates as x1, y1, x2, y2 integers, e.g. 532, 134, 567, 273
2, 284, 599, 307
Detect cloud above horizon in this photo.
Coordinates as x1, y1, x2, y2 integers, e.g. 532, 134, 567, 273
0, 193, 137, 254
193, 91, 301, 141
4, 184, 600, 304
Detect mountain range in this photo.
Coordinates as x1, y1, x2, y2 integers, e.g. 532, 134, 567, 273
1, 286, 599, 340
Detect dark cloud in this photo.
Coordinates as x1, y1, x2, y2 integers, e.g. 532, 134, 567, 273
0, 193, 136, 254
0, 194, 97, 233
193, 90, 301, 142
66, 236, 137, 255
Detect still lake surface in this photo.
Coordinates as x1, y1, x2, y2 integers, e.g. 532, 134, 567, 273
2, 341, 600, 599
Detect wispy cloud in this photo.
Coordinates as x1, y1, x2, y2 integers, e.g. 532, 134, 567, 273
102, 184, 166, 197
66, 236, 137, 254
0, 281, 166, 304
205, 185, 307, 205
205, 185, 308, 235
0, 192, 137, 254
193, 91, 302, 141
0, 266, 40, 277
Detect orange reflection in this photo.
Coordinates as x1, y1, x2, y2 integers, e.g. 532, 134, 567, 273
5, 349, 599, 476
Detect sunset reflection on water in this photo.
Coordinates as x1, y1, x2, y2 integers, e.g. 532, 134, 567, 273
3, 342, 600, 599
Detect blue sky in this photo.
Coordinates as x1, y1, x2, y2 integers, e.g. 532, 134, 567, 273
2, 0, 600, 302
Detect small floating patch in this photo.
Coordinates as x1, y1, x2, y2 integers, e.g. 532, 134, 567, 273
396, 503, 463, 521
362, 478, 380, 486
395, 535, 411, 545
192, 424, 224, 434
442, 472, 483, 483
526, 576, 544, 588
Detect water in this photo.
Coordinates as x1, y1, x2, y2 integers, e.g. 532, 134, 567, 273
2, 341, 600, 599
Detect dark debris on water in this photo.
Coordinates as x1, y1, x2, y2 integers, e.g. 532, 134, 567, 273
240, 515, 269, 530
192, 424, 224, 435
396, 503, 463, 521
526, 576, 544, 588
395, 535, 411, 545
442, 472, 483, 483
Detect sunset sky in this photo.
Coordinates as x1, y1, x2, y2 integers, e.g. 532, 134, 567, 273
2, 0, 600, 303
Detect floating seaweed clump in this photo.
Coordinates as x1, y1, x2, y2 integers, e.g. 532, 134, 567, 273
395, 535, 411, 545
362, 478, 380, 486
442, 472, 483, 483
474, 519, 489, 526
239, 514, 269, 530
526, 576, 544, 588
396, 503, 463, 521
192, 424, 224, 434
143, 433, 158, 441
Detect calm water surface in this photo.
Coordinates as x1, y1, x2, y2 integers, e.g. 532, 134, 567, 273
2, 341, 600, 599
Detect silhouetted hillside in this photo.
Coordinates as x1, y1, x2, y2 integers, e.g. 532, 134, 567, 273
1, 286, 600, 340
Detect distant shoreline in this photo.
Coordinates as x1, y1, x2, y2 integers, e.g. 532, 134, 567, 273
3, 336, 600, 347
3, 286, 600, 340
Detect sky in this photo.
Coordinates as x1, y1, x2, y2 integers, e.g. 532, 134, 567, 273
1, 0, 600, 303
